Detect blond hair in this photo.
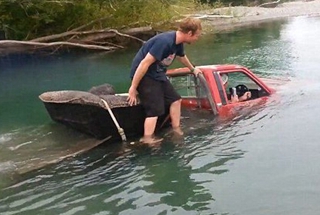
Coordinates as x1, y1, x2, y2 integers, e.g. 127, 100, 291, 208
178, 17, 202, 35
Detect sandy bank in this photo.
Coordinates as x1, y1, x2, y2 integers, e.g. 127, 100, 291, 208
199, 0, 320, 32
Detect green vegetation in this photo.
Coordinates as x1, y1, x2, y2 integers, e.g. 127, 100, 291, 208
0, 0, 207, 40
1, 0, 264, 41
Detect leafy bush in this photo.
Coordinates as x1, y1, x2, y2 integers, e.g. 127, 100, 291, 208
0, 0, 202, 40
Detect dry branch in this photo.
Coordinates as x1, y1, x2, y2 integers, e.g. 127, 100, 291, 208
31, 27, 152, 43
190, 14, 234, 19
82, 40, 125, 49
81, 27, 152, 43
258, 0, 281, 8
0, 26, 155, 55
0, 40, 118, 51
69, 16, 112, 32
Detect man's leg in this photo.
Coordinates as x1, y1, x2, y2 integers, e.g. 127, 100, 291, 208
137, 77, 164, 144
144, 116, 158, 136
170, 99, 181, 128
141, 117, 163, 144
170, 99, 184, 135
163, 80, 183, 136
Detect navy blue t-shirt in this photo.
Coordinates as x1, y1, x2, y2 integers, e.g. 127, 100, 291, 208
130, 31, 185, 81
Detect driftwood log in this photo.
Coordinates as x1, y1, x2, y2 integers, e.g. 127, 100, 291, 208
258, 0, 281, 8
190, 14, 234, 20
0, 26, 155, 56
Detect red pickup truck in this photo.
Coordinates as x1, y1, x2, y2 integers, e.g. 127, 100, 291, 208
167, 64, 276, 117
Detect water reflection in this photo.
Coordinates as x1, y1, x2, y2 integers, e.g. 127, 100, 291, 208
0, 120, 249, 214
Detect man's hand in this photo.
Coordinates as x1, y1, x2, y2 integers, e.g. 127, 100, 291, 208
127, 86, 138, 106
239, 91, 251, 102
193, 67, 202, 76
230, 95, 239, 103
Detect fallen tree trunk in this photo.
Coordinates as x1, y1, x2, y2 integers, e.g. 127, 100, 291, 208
0, 26, 154, 56
0, 40, 119, 51
258, 0, 281, 8
31, 26, 152, 43
190, 14, 234, 19
79, 28, 151, 43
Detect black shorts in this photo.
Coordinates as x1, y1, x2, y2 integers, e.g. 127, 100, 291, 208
137, 76, 181, 117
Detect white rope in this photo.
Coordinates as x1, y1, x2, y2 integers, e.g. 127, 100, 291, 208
100, 99, 127, 142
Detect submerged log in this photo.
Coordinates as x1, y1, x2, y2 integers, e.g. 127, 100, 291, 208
18, 136, 112, 175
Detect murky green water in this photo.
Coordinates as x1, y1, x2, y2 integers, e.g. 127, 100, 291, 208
1, 16, 320, 214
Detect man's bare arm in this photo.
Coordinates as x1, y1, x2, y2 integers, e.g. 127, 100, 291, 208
177, 55, 194, 69
127, 53, 156, 106
131, 53, 156, 89
177, 55, 202, 76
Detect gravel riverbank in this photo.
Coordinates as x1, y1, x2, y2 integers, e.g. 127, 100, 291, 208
199, 0, 320, 32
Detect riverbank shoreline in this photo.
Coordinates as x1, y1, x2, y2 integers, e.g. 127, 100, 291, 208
1, 0, 319, 56
199, 0, 320, 32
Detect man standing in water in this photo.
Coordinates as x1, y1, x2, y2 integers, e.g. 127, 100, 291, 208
127, 17, 202, 144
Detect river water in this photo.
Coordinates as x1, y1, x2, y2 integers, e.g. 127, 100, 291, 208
0, 16, 320, 215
